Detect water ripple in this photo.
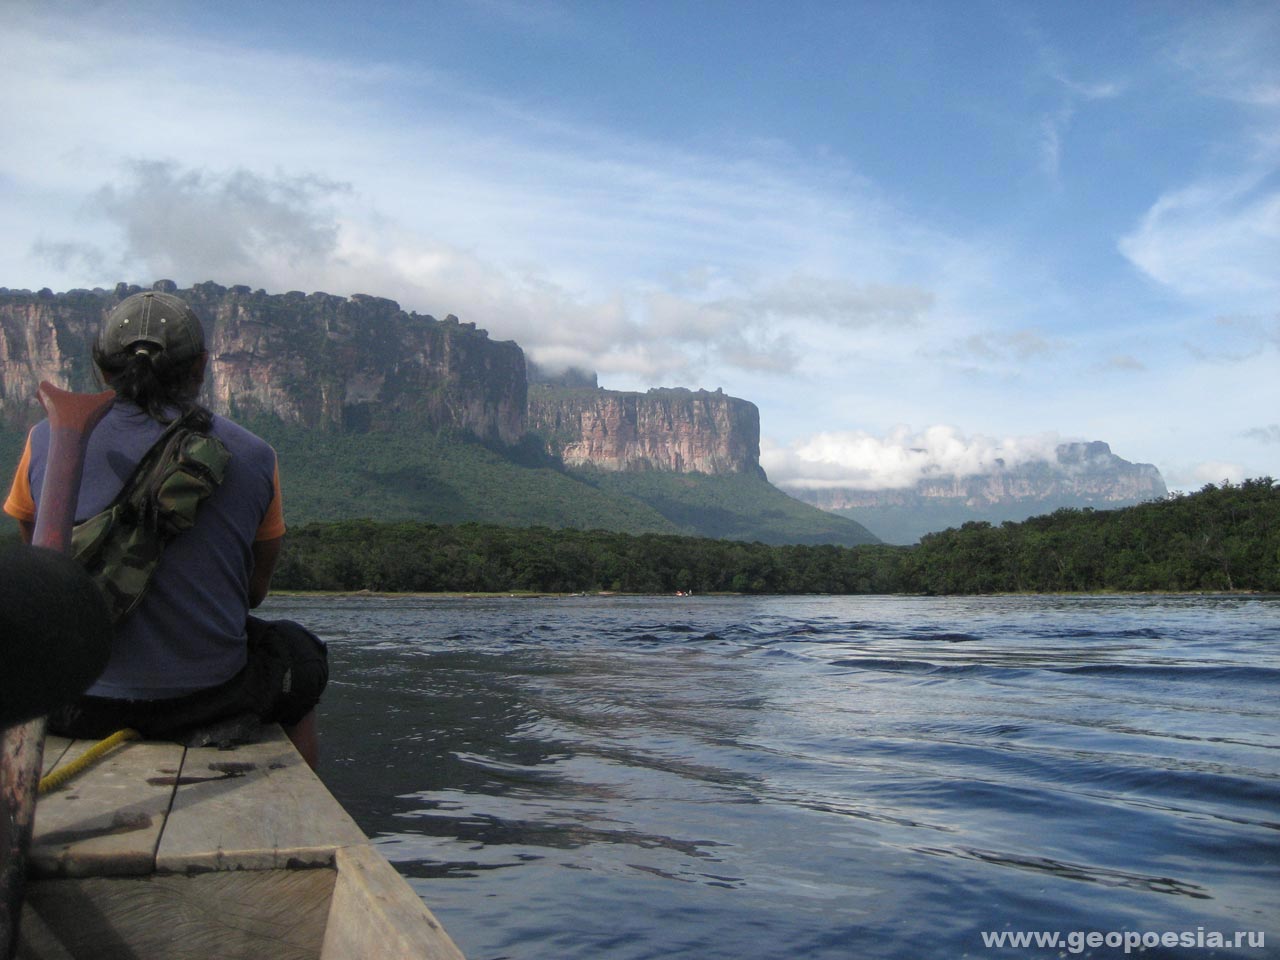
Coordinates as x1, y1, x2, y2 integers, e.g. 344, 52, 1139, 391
268, 593, 1280, 960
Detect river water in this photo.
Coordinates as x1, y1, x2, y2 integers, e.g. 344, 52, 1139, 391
259, 594, 1280, 960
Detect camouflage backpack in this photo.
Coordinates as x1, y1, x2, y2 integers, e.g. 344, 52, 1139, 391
72, 409, 231, 625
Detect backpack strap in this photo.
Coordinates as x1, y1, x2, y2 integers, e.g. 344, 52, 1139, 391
72, 409, 232, 625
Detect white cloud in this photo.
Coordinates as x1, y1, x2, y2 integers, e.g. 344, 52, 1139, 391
1119, 173, 1280, 305
1120, 7, 1280, 309
1182, 313, 1280, 363
1097, 354, 1146, 373
1180, 460, 1248, 488
722, 275, 935, 329
1036, 57, 1124, 185
763, 425, 1067, 491
956, 328, 1061, 363
1244, 424, 1280, 445
3, 0, 1276, 495
80, 162, 348, 283
1062, 79, 1123, 101
3, 9, 973, 390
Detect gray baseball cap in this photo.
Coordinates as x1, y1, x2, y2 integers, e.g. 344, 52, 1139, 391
99, 291, 205, 363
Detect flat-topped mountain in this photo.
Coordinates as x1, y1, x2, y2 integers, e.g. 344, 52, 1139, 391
784, 441, 1169, 544
0, 282, 875, 546
528, 385, 762, 476
2, 282, 1168, 547
1, 281, 526, 442
2, 284, 756, 476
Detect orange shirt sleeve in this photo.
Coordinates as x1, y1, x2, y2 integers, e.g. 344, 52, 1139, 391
3, 433, 36, 524
255, 456, 286, 541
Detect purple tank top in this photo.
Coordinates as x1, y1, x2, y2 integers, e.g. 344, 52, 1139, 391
24, 401, 281, 698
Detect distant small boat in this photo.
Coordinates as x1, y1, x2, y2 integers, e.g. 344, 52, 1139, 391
17, 725, 465, 960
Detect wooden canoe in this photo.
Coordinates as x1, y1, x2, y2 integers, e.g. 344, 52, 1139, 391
16, 725, 464, 960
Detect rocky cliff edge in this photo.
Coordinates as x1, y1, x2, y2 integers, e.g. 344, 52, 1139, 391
1, 282, 762, 477
0, 281, 527, 443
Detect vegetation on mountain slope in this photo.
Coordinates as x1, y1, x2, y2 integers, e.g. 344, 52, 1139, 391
249, 420, 879, 545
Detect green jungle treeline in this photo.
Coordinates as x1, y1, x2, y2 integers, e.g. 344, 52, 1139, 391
274, 478, 1279, 595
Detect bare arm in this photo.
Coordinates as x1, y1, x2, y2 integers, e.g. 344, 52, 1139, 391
249, 536, 283, 608
18, 520, 33, 545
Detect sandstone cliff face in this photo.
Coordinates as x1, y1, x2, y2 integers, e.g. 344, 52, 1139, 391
0, 290, 102, 420
787, 441, 1168, 511
0, 282, 527, 443
4, 282, 1164, 509
528, 385, 763, 476
1, 283, 762, 476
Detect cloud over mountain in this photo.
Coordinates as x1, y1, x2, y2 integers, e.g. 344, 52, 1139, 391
2, 2, 1277, 495
762, 426, 1067, 491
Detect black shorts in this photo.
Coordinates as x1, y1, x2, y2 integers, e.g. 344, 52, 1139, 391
48, 617, 328, 742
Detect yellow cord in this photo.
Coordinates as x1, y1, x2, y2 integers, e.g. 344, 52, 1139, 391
38, 728, 141, 795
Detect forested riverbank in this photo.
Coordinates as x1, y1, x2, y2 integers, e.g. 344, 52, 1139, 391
273, 478, 1279, 595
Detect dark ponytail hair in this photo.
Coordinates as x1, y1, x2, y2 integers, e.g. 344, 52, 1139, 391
93, 342, 212, 428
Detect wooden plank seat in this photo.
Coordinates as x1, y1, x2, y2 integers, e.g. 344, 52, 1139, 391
17, 726, 464, 960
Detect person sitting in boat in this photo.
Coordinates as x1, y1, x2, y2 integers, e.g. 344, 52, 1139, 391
3, 289, 325, 767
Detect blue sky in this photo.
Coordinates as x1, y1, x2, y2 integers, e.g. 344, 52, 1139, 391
2, 0, 1277, 491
